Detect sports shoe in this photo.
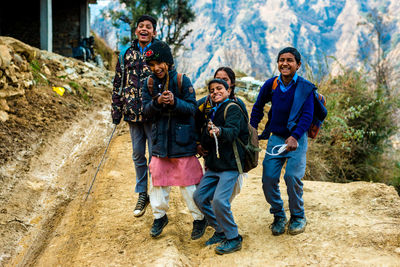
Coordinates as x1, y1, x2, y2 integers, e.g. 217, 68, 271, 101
133, 192, 149, 217
150, 214, 168, 238
191, 218, 208, 240
288, 217, 307, 235
270, 216, 288, 236
215, 234, 242, 255
205, 231, 226, 246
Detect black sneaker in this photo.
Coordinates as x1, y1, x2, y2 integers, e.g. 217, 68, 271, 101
191, 218, 208, 240
215, 234, 242, 255
270, 216, 288, 236
205, 231, 226, 246
150, 214, 168, 238
133, 192, 149, 217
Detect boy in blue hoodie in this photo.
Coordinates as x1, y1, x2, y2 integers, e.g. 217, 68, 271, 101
250, 47, 314, 236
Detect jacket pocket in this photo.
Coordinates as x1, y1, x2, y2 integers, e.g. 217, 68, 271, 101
175, 124, 191, 145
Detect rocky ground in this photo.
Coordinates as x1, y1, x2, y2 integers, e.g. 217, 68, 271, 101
0, 38, 400, 266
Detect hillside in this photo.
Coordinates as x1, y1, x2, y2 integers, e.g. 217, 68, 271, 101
0, 38, 400, 266
91, 0, 400, 88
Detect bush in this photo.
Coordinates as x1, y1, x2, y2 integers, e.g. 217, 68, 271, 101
306, 68, 399, 186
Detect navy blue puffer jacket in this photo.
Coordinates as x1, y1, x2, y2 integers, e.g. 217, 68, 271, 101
142, 68, 197, 158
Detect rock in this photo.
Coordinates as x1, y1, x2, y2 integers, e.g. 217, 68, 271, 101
63, 84, 73, 93
0, 85, 24, 98
13, 53, 24, 65
0, 45, 12, 70
0, 75, 7, 89
42, 65, 51, 76
0, 36, 38, 61
0, 110, 9, 122
23, 80, 34, 89
56, 71, 67, 77
0, 98, 9, 111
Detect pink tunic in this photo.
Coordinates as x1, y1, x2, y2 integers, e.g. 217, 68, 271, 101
149, 156, 203, 186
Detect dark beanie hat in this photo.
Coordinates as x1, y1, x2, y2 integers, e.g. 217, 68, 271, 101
136, 15, 157, 30
144, 40, 174, 65
208, 78, 229, 91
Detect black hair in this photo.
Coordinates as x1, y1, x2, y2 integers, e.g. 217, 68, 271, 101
208, 79, 229, 91
277, 47, 301, 63
136, 14, 157, 31
214, 67, 236, 98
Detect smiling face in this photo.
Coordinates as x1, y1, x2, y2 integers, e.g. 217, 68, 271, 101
278, 52, 301, 81
135, 20, 156, 47
147, 60, 168, 79
209, 82, 231, 104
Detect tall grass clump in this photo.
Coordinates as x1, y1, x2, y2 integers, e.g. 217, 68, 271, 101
306, 68, 399, 189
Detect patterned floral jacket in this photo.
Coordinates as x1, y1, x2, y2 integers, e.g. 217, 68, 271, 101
111, 39, 161, 123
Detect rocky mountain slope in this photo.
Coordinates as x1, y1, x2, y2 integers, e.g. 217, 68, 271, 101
91, 0, 400, 88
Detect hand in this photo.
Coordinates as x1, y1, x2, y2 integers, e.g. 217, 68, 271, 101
196, 144, 208, 157
157, 90, 174, 105
285, 136, 298, 151
207, 121, 220, 136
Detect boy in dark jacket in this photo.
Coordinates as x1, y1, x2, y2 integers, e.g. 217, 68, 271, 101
111, 15, 160, 217
250, 47, 314, 236
194, 79, 249, 255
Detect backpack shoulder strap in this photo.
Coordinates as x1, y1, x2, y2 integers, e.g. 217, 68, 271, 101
224, 101, 248, 123
223, 103, 244, 174
223, 102, 240, 120
117, 46, 130, 95
147, 76, 155, 97
118, 46, 130, 70
177, 73, 183, 94
272, 76, 279, 91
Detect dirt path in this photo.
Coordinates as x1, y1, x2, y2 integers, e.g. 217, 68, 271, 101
0, 87, 399, 266
4, 121, 399, 266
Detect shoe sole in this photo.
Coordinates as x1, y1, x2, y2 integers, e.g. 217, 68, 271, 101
215, 244, 242, 255
288, 227, 306, 235
133, 201, 149, 217
288, 222, 307, 235
205, 239, 226, 246
271, 230, 285, 236
150, 219, 169, 238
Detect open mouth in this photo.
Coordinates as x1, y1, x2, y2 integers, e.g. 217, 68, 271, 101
155, 70, 164, 77
139, 32, 149, 38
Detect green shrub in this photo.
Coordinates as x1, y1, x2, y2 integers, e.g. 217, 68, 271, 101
306, 69, 399, 187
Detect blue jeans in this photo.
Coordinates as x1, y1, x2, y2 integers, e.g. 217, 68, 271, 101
129, 121, 152, 193
262, 133, 308, 218
193, 170, 239, 239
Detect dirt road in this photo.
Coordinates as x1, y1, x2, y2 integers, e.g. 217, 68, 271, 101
4, 109, 400, 266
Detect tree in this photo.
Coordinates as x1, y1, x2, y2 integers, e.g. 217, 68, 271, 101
357, 8, 397, 95
104, 0, 195, 55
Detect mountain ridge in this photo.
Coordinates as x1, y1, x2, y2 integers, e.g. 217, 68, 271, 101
90, 0, 400, 88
